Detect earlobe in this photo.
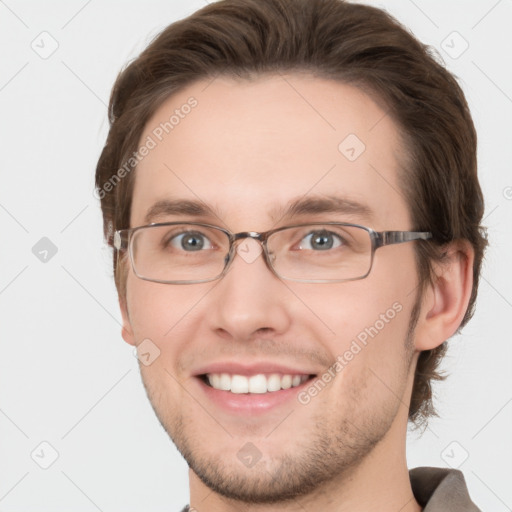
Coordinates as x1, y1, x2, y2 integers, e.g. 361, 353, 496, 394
414, 240, 474, 352
119, 296, 136, 346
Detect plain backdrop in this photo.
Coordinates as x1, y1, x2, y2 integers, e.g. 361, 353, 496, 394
0, 0, 511, 510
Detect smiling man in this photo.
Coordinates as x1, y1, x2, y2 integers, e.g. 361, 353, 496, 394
95, 0, 486, 510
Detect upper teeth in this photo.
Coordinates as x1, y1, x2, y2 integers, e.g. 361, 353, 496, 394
207, 373, 309, 394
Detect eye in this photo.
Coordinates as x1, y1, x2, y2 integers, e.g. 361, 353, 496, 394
298, 230, 344, 251
168, 231, 213, 251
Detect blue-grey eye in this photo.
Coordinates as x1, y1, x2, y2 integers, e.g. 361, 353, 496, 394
170, 231, 212, 251
299, 230, 343, 250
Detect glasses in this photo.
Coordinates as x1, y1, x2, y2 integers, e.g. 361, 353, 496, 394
114, 222, 432, 284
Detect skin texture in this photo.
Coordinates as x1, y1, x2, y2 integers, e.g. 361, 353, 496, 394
119, 73, 474, 511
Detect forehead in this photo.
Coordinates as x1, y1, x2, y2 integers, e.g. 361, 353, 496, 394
130, 73, 412, 230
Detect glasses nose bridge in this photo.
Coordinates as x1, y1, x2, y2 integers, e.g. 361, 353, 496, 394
232, 231, 265, 243
230, 230, 268, 253
226, 230, 274, 270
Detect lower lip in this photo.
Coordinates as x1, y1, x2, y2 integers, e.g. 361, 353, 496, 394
195, 376, 315, 414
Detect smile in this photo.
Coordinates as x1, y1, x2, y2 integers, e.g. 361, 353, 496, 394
203, 373, 312, 394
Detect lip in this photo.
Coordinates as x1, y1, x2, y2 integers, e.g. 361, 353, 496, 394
193, 360, 318, 377
194, 375, 315, 413
192, 362, 317, 414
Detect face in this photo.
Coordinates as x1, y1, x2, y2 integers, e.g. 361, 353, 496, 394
121, 73, 423, 502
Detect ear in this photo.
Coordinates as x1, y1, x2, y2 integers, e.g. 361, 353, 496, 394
414, 240, 474, 351
119, 295, 136, 346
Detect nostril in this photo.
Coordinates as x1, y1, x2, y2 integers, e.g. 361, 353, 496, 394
255, 327, 273, 336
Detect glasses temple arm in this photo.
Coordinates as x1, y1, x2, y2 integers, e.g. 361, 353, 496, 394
374, 231, 433, 248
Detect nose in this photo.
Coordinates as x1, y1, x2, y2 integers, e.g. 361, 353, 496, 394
206, 237, 292, 341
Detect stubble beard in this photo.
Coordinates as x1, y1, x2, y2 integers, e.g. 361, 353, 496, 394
142, 299, 420, 504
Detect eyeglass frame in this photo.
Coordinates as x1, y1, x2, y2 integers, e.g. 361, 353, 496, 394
113, 221, 433, 285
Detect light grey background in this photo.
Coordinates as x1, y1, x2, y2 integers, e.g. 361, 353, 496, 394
0, 0, 510, 510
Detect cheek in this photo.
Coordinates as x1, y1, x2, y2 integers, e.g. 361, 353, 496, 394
125, 279, 208, 404
288, 276, 410, 346
319, 294, 413, 424
125, 275, 220, 377
126, 273, 210, 337
286, 251, 417, 386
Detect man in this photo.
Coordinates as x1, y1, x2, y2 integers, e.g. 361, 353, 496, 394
95, 0, 486, 509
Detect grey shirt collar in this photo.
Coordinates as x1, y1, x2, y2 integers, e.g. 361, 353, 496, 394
410, 466, 481, 511
180, 466, 481, 511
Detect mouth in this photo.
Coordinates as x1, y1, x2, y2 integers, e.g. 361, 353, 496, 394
198, 372, 316, 394
192, 362, 320, 414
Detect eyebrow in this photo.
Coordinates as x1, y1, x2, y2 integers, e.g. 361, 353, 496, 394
271, 196, 374, 223
144, 199, 216, 224
143, 195, 374, 225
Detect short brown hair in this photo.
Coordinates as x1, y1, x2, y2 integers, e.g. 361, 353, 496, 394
95, 0, 487, 426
